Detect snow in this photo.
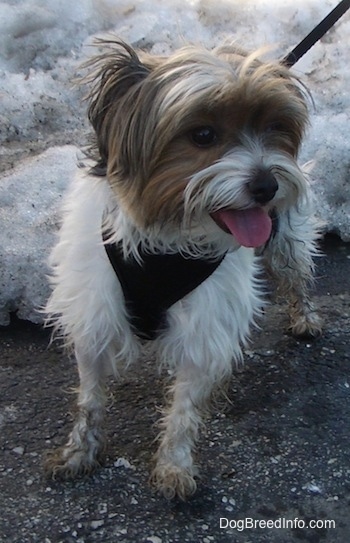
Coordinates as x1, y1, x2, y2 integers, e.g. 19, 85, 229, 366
0, 0, 349, 324
0, 146, 79, 324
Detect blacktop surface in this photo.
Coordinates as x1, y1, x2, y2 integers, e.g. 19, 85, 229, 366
1, 234, 349, 543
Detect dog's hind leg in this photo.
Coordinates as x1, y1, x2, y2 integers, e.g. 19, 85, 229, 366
263, 205, 323, 338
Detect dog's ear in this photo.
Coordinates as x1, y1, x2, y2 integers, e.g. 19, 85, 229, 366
83, 40, 152, 173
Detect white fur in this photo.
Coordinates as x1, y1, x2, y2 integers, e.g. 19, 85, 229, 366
46, 171, 140, 372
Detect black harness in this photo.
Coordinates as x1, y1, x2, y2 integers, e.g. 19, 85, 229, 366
104, 240, 226, 340
103, 210, 279, 340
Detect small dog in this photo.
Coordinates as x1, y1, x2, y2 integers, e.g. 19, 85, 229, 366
45, 40, 322, 499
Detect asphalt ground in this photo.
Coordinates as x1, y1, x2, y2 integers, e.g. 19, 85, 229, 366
1, 234, 349, 543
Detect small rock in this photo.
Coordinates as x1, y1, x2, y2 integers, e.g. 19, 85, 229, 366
147, 537, 162, 543
91, 520, 104, 530
114, 457, 134, 469
303, 482, 322, 494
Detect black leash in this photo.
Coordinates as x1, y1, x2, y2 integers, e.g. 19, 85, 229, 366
282, 0, 350, 67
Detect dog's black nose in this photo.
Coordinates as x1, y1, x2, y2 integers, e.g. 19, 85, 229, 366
248, 170, 278, 204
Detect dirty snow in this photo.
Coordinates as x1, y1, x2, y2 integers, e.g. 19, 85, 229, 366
0, 0, 349, 324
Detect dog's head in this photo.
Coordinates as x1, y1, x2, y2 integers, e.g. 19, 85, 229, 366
85, 40, 309, 249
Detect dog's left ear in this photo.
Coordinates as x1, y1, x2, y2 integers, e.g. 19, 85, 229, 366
84, 40, 152, 171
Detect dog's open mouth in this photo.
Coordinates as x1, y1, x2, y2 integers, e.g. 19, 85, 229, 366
211, 207, 272, 248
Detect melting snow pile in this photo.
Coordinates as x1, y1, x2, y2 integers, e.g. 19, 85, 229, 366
0, 0, 349, 324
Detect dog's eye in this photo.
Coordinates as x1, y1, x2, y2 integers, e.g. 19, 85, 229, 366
190, 126, 218, 147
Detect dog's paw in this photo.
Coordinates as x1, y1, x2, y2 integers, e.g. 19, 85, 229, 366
44, 445, 104, 480
290, 310, 323, 339
150, 463, 197, 500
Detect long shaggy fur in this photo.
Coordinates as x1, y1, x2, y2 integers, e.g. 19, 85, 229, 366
44, 40, 322, 500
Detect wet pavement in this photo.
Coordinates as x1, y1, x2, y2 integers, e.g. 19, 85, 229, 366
1, 234, 349, 543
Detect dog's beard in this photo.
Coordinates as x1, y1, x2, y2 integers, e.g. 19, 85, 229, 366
183, 141, 307, 248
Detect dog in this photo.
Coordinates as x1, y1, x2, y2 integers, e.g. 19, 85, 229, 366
44, 39, 322, 500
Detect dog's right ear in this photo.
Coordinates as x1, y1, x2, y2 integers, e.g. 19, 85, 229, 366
83, 40, 151, 172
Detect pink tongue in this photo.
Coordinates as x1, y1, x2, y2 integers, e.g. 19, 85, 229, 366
213, 208, 272, 248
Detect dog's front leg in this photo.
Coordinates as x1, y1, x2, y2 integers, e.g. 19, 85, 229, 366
151, 364, 214, 500
264, 206, 322, 338
45, 345, 107, 479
